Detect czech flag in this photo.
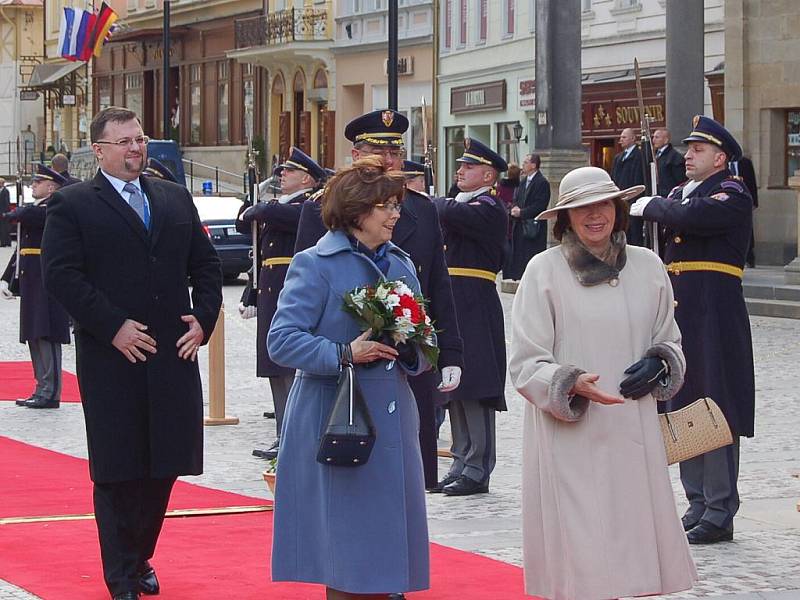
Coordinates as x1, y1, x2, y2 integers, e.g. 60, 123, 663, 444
90, 2, 119, 58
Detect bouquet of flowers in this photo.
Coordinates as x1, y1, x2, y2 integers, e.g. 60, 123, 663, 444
343, 279, 439, 368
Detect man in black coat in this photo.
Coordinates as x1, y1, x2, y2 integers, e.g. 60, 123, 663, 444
1, 165, 71, 408
294, 110, 465, 491
652, 128, 686, 196
0, 178, 11, 246
610, 127, 647, 245
431, 138, 508, 496
51, 153, 83, 186
41, 107, 222, 599
237, 147, 325, 460
631, 115, 754, 546
505, 153, 550, 280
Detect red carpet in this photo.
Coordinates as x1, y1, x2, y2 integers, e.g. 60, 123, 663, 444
0, 361, 81, 402
0, 437, 529, 599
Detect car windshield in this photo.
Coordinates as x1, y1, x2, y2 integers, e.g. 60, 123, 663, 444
192, 196, 243, 221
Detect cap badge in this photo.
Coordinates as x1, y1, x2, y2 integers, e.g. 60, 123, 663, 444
692, 115, 701, 128
381, 111, 394, 128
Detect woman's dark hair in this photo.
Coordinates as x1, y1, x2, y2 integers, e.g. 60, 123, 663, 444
552, 196, 629, 241
321, 156, 406, 231
506, 163, 521, 182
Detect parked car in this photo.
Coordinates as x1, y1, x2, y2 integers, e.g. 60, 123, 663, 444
192, 195, 250, 281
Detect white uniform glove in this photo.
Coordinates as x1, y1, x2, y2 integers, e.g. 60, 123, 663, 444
437, 366, 462, 393
238, 301, 257, 319
629, 196, 655, 217
0, 280, 13, 300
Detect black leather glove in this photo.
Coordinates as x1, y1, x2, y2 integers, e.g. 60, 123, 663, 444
394, 340, 418, 368
619, 357, 669, 399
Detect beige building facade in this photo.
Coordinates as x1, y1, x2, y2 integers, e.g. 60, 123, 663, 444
725, 0, 800, 267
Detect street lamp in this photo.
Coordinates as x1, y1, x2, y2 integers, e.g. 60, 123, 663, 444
512, 121, 528, 145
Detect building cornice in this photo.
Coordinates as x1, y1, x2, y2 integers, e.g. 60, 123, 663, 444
333, 35, 432, 55
438, 60, 535, 84
124, 0, 261, 29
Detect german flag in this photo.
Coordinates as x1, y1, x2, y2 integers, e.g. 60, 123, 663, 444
90, 2, 119, 58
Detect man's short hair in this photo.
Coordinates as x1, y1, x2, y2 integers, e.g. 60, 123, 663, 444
51, 153, 70, 173
528, 153, 541, 169
90, 107, 140, 143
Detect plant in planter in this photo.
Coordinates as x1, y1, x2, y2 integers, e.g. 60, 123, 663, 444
262, 457, 277, 495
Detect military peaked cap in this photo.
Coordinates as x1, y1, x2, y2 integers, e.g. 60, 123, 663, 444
683, 115, 743, 161
275, 146, 326, 181
456, 138, 508, 173
344, 109, 408, 147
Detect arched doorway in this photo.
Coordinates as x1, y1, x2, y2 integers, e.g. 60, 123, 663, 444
270, 72, 287, 168
293, 70, 309, 155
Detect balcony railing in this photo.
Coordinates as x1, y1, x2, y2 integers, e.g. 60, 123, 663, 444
235, 9, 329, 49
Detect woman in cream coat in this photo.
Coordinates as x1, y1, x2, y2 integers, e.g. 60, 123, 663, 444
509, 166, 696, 600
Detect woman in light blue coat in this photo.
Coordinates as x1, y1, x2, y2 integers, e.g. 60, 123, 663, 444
267, 157, 432, 599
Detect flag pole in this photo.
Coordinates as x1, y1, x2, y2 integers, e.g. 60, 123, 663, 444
162, 1, 171, 139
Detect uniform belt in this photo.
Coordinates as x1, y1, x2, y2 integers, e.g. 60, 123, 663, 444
666, 261, 743, 279
262, 257, 292, 268
19, 248, 41, 256
448, 267, 497, 283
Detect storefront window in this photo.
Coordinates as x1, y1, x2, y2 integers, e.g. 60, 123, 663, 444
125, 74, 143, 119
218, 62, 230, 143
497, 121, 519, 166
190, 64, 201, 145
787, 110, 800, 184
445, 126, 465, 194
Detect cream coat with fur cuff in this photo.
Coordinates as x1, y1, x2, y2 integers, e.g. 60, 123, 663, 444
509, 243, 696, 600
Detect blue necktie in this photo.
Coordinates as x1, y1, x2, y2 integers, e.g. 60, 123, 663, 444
123, 182, 150, 230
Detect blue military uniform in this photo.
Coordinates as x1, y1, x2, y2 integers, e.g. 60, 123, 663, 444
431, 138, 508, 493
237, 147, 325, 457
1, 165, 71, 407
293, 111, 465, 490
641, 115, 754, 541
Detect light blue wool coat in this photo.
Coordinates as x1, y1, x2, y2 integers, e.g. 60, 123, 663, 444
267, 230, 431, 594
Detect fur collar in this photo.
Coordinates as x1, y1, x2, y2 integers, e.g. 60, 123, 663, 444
560, 230, 627, 286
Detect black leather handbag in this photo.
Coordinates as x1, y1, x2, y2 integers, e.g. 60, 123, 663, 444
316, 359, 376, 467
521, 218, 540, 240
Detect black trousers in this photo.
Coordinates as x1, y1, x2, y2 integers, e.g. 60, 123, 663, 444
93, 477, 176, 596
409, 372, 438, 489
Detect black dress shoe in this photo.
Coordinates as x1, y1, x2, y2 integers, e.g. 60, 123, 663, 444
427, 473, 460, 494
687, 520, 733, 544
263, 411, 275, 419
252, 439, 279, 459
442, 475, 489, 496
15, 395, 36, 406
681, 513, 700, 532
388, 595, 406, 599
138, 561, 159, 595
112, 592, 140, 599
25, 397, 60, 409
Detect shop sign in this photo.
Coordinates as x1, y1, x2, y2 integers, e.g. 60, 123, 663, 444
518, 79, 535, 111
451, 80, 506, 114
20, 90, 39, 101
63, 95, 76, 106
585, 100, 665, 132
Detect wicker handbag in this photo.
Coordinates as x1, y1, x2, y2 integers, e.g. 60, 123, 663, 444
659, 397, 733, 465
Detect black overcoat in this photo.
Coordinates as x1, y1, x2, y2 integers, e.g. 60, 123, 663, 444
293, 188, 465, 488
1, 200, 71, 344
236, 193, 309, 377
0, 186, 11, 244
41, 171, 222, 483
643, 169, 755, 437
655, 144, 686, 197
611, 145, 648, 245
432, 191, 507, 411
506, 171, 551, 280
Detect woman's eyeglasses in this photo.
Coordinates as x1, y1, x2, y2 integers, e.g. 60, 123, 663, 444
374, 201, 402, 213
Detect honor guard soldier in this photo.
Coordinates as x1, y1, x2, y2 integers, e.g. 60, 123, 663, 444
143, 158, 179, 183
237, 146, 326, 460
430, 139, 508, 496
630, 115, 755, 544
402, 159, 427, 194
294, 109, 465, 491
1, 165, 71, 408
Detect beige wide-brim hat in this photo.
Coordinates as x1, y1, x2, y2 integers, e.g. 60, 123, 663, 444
536, 166, 645, 220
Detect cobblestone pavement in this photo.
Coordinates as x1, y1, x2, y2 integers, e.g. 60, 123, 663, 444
0, 245, 798, 599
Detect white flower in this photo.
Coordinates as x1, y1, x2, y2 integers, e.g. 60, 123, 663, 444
393, 281, 414, 297
351, 289, 367, 309
375, 285, 389, 301
391, 330, 409, 344
395, 315, 415, 334
385, 292, 401, 308
402, 308, 412, 319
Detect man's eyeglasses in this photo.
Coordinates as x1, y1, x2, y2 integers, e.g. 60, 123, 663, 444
374, 200, 402, 213
363, 146, 403, 159
95, 135, 150, 148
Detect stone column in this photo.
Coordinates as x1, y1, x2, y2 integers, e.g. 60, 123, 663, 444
534, 0, 587, 198
785, 171, 800, 284
666, 0, 705, 141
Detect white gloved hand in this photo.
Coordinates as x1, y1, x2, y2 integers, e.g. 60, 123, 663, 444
629, 196, 655, 217
437, 366, 462, 392
0, 280, 13, 300
238, 302, 257, 319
